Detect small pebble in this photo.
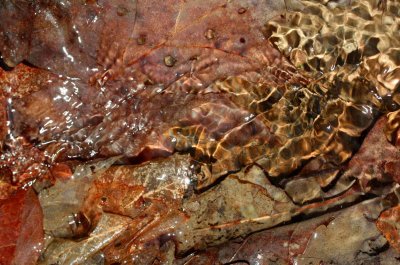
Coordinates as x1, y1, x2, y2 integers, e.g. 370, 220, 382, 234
238, 7, 247, 14
204, 29, 216, 40
164, 55, 177, 67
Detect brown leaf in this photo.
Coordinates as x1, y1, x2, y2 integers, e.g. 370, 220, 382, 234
178, 197, 397, 265
1, 1, 400, 264
0, 0, 289, 82
5, 0, 305, 189
81, 154, 193, 263
178, 165, 297, 253
40, 154, 191, 263
39, 213, 132, 265
0, 188, 44, 265
82, 154, 193, 219
39, 157, 119, 239
376, 204, 400, 252
342, 117, 400, 192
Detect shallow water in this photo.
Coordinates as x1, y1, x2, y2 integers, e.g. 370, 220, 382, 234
0, 0, 400, 264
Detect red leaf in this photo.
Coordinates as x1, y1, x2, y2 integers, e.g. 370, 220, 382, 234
0, 188, 44, 265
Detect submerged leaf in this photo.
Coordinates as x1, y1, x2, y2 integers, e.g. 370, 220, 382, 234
1, 0, 400, 264
178, 196, 399, 265
39, 213, 131, 265
39, 157, 119, 238
377, 204, 400, 252
0, 188, 44, 265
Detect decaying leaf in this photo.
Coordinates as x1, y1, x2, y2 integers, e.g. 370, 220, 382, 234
3, 0, 309, 190
39, 213, 132, 265
39, 154, 192, 264
39, 157, 119, 239
342, 117, 400, 192
178, 165, 297, 253
177, 195, 400, 265
0, 188, 44, 265
40, 155, 299, 262
377, 204, 400, 253
1, 0, 400, 264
